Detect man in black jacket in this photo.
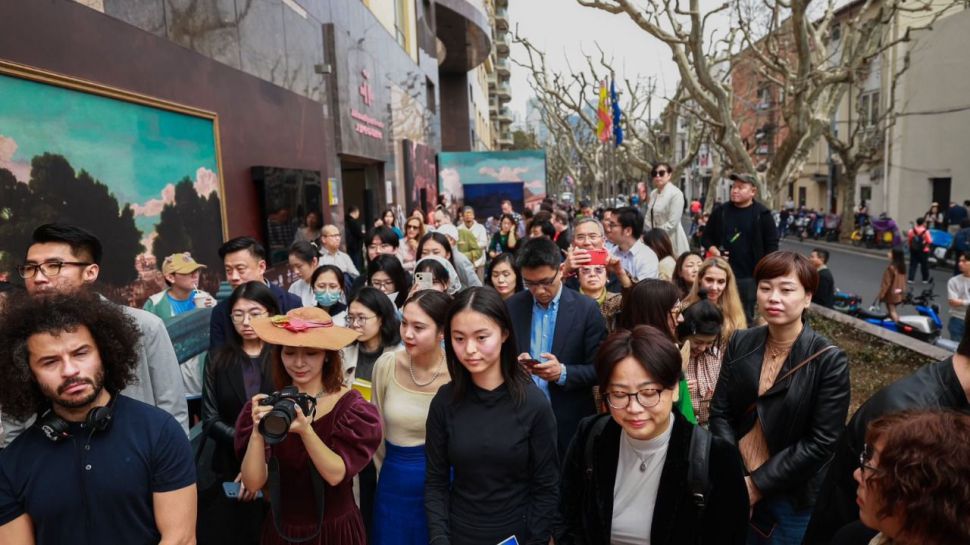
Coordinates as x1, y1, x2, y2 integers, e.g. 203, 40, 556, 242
208, 236, 302, 350
802, 306, 970, 544
701, 173, 779, 321
809, 248, 835, 308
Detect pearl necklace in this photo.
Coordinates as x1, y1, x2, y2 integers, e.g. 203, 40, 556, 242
409, 350, 445, 387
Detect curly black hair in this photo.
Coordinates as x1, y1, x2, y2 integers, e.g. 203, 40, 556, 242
0, 292, 141, 420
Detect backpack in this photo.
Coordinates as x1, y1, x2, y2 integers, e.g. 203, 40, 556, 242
909, 228, 930, 253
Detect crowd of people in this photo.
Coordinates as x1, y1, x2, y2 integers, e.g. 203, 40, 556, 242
0, 163, 968, 545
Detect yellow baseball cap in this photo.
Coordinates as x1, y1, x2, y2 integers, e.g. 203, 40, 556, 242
162, 252, 207, 275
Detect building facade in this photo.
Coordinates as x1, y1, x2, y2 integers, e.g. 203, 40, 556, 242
0, 0, 499, 266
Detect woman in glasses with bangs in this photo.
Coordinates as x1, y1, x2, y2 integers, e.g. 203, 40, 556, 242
558, 325, 749, 545
200, 281, 280, 544
646, 162, 690, 257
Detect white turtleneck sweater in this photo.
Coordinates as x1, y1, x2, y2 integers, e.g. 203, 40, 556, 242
610, 414, 674, 545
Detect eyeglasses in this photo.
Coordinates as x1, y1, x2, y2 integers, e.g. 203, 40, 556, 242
605, 388, 663, 410
370, 279, 396, 289
652, 169, 668, 177
573, 233, 603, 243
859, 443, 880, 478
523, 272, 560, 290
346, 314, 377, 327
17, 261, 92, 279
406, 224, 421, 230
230, 309, 268, 324
323, 232, 341, 238
579, 266, 606, 276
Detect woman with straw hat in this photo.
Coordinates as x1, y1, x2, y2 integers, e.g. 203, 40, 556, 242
235, 306, 382, 545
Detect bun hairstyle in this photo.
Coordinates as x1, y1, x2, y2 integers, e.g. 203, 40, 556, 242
676, 298, 724, 343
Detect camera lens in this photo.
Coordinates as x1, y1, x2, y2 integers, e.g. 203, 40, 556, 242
258, 400, 296, 445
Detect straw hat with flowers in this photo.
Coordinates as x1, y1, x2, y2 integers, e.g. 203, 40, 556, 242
251, 307, 360, 350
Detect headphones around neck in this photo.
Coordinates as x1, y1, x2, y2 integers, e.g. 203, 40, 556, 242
36, 396, 116, 443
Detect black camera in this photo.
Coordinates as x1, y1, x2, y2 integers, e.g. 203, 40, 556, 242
258, 386, 317, 444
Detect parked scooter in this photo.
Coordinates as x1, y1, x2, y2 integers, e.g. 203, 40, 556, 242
871, 215, 902, 249
927, 228, 953, 269
833, 285, 943, 345
850, 215, 876, 247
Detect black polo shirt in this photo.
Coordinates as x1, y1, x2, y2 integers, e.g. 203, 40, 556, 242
0, 395, 195, 545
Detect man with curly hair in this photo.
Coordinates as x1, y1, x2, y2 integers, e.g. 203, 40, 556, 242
2, 224, 188, 447
0, 293, 196, 545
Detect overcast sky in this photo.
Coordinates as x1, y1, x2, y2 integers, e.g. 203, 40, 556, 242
508, 0, 683, 122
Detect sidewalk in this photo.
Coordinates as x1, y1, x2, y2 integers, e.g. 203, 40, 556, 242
779, 235, 890, 259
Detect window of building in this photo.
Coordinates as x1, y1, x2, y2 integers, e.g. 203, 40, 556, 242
859, 91, 880, 128
860, 185, 872, 205
798, 186, 807, 207
394, 0, 408, 49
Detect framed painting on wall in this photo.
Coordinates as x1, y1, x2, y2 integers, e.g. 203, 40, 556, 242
0, 60, 226, 305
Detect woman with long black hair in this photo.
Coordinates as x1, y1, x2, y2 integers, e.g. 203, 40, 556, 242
200, 281, 280, 544
367, 254, 411, 310
425, 287, 559, 544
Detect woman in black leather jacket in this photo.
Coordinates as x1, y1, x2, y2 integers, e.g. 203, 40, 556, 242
199, 281, 279, 544
559, 325, 749, 545
709, 251, 850, 545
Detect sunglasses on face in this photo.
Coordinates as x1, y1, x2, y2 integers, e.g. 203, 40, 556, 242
652, 169, 668, 177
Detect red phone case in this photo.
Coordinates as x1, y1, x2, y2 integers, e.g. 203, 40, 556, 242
588, 249, 608, 266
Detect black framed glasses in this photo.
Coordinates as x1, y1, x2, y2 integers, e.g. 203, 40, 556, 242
605, 388, 663, 410
17, 261, 92, 279
859, 443, 880, 478
523, 271, 560, 290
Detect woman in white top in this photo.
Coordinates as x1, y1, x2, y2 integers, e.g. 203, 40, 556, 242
287, 240, 319, 307
647, 162, 691, 257
558, 325, 748, 545
371, 290, 452, 545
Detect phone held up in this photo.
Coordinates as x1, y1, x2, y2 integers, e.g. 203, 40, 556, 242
415, 271, 434, 291
586, 248, 608, 267
222, 481, 263, 500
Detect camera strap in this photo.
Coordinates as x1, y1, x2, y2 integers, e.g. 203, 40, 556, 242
267, 456, 326, 542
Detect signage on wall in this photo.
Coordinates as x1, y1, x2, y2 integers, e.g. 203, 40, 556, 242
327, 177, 339, 206
351, 69, 384, 140
386, 180, 394, 205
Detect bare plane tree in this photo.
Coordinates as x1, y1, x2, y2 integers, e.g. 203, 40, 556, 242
576, 0, 961, 208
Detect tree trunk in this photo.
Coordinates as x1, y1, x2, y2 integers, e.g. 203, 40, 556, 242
837, 164, 860, 243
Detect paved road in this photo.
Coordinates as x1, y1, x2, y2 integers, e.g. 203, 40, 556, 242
779, 238, 956, 337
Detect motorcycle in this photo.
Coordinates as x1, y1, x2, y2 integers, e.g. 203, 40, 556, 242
823, 213, 841, 242
927, 228, 953, 269
850, 216, 876, 247
870, 216, 902, 249
841, 286, 943, 344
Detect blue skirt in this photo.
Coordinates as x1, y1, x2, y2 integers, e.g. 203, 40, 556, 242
373, 442, 428, 545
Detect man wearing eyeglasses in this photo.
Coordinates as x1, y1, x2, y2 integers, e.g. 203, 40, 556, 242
646, 162, 691, 256
4, 223, 188, 447
606, 206, 659, 281
563, 218, 634, 294
506, 237, 608, 458
318, 224, 360, 277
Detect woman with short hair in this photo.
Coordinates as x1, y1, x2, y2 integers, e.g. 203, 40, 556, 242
710, 251, 850, 545
844, 410, 970, 545
558, 325, 749, 545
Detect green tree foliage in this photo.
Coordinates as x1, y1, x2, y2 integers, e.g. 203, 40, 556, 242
151, 178, 224, 271
511, 129, 539, 150
0, 153, 143, 285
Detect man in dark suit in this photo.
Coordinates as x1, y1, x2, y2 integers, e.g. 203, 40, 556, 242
810, 248, 835, 308
506, 237, 608, 457
209, 236, 302, 350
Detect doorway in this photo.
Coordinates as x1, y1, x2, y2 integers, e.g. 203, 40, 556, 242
340, 157, 385, 227
931, 178, 951, 209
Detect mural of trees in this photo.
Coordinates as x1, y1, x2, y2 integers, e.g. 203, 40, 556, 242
0, 153, 143, 285
152, 178, 224, 272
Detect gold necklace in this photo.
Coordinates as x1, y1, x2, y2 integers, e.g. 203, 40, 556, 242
409, 350, 444, 387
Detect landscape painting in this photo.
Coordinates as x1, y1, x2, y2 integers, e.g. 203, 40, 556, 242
437, 150, 547, 219
0, 61, 225, 304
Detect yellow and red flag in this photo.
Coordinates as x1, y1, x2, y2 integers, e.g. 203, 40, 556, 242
596, 80, 612, 143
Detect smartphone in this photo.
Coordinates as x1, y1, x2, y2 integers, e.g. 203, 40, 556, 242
587, 248, 608, 266
222, 481, 263, 499
415, 272, 434, 290
496, 536, 520, 545
521, 356, 542, 368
